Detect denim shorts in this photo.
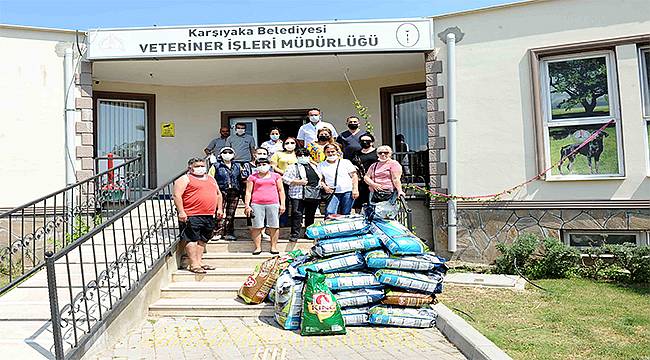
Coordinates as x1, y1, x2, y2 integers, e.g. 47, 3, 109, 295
250, 203, 280, 228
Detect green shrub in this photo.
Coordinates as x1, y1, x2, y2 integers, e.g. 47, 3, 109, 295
603, 244, 650, 284
494, 233, 539, 275
494, 233, 580, 279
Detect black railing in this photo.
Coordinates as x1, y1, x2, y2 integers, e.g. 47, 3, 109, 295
45, 171, 182, 359
0, 156, 144, 295
396, 195, 414, 231
393, 151, 429, 186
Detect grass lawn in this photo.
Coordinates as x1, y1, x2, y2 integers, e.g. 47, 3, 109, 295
439, 278, 650, 360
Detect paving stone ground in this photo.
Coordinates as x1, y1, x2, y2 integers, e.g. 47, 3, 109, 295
97, 317, 466, 360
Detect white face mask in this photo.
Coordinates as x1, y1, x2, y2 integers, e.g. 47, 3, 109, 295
284, 143, 296, 151
257, 164, 270, 173
326, 155, 338, 162
192, 166, 207, 176
235, 128, 245, 136
309, 115, 320, 123
297, 156, 310, 165
221, 153, 234, 161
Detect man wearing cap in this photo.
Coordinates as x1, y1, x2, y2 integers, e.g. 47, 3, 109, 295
211, 147, 241, 240
225, 122, 256, 162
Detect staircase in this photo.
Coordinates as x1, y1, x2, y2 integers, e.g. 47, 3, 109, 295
148, 204, 316, 318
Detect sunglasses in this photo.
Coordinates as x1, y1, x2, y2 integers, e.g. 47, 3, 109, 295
285, 141, 296, 145
377, 151, 390, 155
221, 151, 233, 154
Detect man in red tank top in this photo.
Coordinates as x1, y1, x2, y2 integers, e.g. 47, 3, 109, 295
173, 158, 223, 273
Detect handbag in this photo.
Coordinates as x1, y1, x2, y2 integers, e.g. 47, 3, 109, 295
369, 162, 396, 203
297, 164, 321, 201
320, 159, 341, 204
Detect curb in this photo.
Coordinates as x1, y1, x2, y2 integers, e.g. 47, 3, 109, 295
434, 303, 513, 360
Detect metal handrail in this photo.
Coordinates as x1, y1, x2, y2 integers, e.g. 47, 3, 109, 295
396, 195, 414, 231
45, 170, 184, 359
0, 156, 144, 295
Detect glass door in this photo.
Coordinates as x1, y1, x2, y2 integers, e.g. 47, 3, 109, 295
391, 90, 428, 183
229, 117, 258, 145
97, 99, 148, 187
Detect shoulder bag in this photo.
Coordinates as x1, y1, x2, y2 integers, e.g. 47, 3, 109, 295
370, 162, 396, 203
296, 164, 321, 201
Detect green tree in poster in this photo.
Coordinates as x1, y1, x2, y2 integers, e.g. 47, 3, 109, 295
549, 58, 608, 116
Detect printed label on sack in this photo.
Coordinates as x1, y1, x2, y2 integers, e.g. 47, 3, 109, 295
307, 292, 337, 322
243, 275, 257, 287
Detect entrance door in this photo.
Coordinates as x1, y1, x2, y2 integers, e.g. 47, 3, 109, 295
229, 117, 258, 144
225, 110, 308, 148
94, 91, 156, 188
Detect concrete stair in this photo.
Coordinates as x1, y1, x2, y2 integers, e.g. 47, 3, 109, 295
149, 203, 316, 317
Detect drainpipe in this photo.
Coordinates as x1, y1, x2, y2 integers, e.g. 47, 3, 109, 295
64, 47, 76, 185
438, 27, 464, 253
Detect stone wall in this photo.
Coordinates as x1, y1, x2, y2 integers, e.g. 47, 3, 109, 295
432, 206, 650, 263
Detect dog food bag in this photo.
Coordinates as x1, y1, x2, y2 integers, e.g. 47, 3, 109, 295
324, 272, 383, 291
370, 222, 428, 255
238, 249, 304, 304
374, 269, 445, 294
274, 267, 305, 330
297, 251, 365, 276
301, 271, 346, 336
341, 306, 371, 326
311, 233, 382, 257
365, 250, 447, 272
334, 288, 386, 308
267, 288, 276, 303
368, 305, 437, 328
381, 290, 437, 307
305, 215, 370, 240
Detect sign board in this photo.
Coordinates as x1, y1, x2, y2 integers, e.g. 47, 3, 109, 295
161, 122, 175, 137
87, 19, 433, 59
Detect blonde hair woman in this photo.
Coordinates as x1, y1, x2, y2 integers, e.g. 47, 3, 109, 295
363, 145, 405, 204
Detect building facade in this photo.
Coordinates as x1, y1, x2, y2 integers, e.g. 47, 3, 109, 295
1, 0, 648, 263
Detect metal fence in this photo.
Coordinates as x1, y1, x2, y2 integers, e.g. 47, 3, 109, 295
45, 171, 182, 359
393, 151, 429, 186
0, 156, 144, 295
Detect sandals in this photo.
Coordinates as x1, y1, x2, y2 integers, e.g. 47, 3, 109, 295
270, 250, 280, 255
187, 265, 207, 274
252, 250, 262, 255
201, 264, 216, 270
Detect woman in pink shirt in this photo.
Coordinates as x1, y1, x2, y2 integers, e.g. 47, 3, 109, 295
244, 157, 285, 255
363, 145, 405, 204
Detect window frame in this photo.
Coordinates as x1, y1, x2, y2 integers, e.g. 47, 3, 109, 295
390, 89, 427, 150
638, 46, 650, 176
563, 230, 648, 249
539, 50, 625, 180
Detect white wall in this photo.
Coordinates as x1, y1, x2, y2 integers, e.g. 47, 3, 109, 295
433, 0, 650, 201
0, 27, 76, 207
95, 71, 423, 182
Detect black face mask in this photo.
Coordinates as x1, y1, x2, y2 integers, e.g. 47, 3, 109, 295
360, 141, 372, 149
318, 135, 330, 142
348, 123, 359, 130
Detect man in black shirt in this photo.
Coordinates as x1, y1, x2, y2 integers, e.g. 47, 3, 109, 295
337, 116, 367, 160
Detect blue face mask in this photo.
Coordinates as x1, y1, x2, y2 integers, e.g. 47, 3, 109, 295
270, 134, 280, 141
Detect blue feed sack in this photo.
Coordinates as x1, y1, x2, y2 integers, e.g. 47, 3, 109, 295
312, 234, 382, 257
341, 306, 371, 326
305, 215, 370, 240
297, 251, 365, 276
370, 221, 428, 255
334, 288, 386, 308
324, 271, 383, 291
374, 269, 445, 294
368, 305, 437, 328
365, 249, 448, 272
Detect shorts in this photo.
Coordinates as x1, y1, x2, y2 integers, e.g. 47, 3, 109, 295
250, 203, 280, 229
179, 215, 215, 242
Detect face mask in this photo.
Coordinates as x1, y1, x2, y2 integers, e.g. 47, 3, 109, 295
192, 166, 207, 176
284, 143, 296, 151
235, 128, 245, 136
270, 134, 280, 141
318, 135, 330, 142
360, 141, 372, 149
309, 115, 320, 123
348, 123, 359, 130
257, 164, 270, 173
221, 153, 234, 161
297, 156, 310, 165
326, 155, 338, 162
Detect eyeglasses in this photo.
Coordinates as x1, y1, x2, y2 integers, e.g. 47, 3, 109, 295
221, 151, 233, 154
377, 151, 390, 155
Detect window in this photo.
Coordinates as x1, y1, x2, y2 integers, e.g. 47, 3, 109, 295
540, 51, 624, 179
639, 47, 650, 173
564, 231, 648, 248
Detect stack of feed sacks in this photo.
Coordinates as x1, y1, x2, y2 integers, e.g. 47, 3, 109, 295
268, 214, 447, 332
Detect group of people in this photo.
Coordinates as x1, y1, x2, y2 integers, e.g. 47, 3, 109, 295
174, 108, 405, 273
